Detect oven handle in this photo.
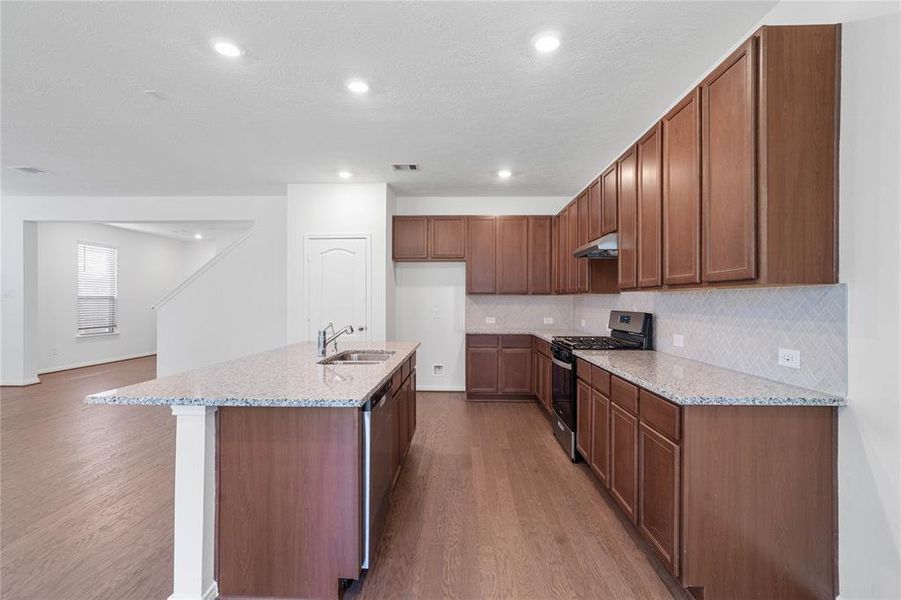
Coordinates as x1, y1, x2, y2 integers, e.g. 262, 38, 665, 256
552, 357, 573, 371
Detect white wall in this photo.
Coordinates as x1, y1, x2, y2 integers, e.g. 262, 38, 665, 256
180, 240, 217, 279
1, 195, 287, 384
36, 222, 185, 373
286, 183, 391, 343
396, 263, 466, 390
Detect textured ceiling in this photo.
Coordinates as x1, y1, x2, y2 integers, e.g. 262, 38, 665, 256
1, 1, 776, 197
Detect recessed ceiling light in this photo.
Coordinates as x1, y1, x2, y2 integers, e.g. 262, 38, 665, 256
338, 171, 353, 179
346, 80, 370, 94
194, 233, 203, 240
213, 40, 243, 58
533, 33, 561, 54
497, 169, 512, 179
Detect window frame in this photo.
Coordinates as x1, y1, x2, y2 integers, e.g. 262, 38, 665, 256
75, 240, 120, 338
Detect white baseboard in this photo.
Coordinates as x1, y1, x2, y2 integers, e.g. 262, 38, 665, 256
37, 352, 156, 375
0, 377, 40, 386
415, 384, 465, 392
167, 581, 218, 600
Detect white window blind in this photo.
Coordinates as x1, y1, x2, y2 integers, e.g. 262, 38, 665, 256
77, 242, 118, 335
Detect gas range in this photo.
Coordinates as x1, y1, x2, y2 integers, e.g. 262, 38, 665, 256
551, 335, 644, 351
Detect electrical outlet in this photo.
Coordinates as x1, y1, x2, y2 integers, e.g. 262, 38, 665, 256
778, 348, 801, 369
580, 319, 586, 328
673, 334, 684, 348
543, 317, 554, 325
432, 364, 444, 376
432, 307, 440, 319
485, 316, 496, 324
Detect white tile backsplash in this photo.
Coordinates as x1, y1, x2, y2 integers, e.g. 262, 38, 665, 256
465, 285, 848, 397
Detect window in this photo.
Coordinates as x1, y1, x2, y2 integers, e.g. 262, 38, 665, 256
77, 242, 118, 335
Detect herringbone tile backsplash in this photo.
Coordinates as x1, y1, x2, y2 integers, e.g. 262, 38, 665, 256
467, 285, 847, 396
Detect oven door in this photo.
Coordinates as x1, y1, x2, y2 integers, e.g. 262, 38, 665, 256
551, 356, 575, 430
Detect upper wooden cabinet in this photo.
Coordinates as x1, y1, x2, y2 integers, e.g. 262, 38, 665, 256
588, 178, 602, 240
429, 216, 466, 260
496, 216, 529, 294
662, 89, 702, 286
601, 164, 618, 237
617, 146, 638, 290
466, 216, 497, 294
577, 192, 590, 292
393, 216, 465, 261
637, 124, 663, 288
392, 216, 429, 260
528, 216, 553, 294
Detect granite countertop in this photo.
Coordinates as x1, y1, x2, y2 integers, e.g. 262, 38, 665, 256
85, 341, 420, 408
466, 328, 844, 407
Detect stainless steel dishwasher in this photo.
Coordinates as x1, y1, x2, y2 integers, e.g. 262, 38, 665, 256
361, 381, 392, 569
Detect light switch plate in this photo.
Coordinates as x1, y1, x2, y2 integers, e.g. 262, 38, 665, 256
432, 308, 440, 319
673, 334, 684, 348
580, 319, 586, 328
778, 348, 801, 369
543, 317, 554, 325
485, 316, 496, 324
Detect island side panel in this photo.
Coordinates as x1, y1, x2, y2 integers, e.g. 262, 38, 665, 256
681, 405, 837, 600
217, 406, 362, 600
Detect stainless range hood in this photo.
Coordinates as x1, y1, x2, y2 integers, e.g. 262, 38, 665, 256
573, 232, 618, 259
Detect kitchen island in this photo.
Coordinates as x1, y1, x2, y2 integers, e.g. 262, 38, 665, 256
87, 341, 420, 600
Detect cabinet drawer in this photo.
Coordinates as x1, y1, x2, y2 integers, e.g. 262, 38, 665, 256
500, 335, 532, 348
639, 390, 681, 442
576, 358, 592, 382
467, 334, 499, 348
611, 376, 639, 415
591, 366, 611, 396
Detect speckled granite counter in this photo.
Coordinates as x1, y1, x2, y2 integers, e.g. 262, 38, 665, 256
85, 341, 420, 408
466, 328, 843, 406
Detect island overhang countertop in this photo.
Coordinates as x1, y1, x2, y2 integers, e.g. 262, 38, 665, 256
85, 341, 420, 408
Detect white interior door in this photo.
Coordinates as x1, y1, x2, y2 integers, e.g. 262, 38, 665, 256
306, 235, 371, 344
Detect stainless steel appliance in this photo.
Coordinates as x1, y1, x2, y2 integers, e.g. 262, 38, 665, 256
361, 381, 391, 569
550, 310, 653, 460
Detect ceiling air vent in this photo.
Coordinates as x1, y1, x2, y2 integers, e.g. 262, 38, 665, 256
392, 164, 419, 172
7, 166, 48, 174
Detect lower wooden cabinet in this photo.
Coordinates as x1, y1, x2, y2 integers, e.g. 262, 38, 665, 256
576, 379, 592, 459
589, 390, 610, 487
610, 402, 639, 523
466, 347, 498, 395
639, 423, 680, 576
466, 335, 533, 399
499, 348, 532, 394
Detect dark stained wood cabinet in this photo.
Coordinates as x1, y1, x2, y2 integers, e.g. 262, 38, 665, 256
499, 347, 532, 394
429, 216, 466, 259
577, 191, 590, 293
637, 124, 663, 288
466, 216, 497, 294
701, 37, 758, 283
496, 216, 529, 294
392, 216, 429, 260
639, 423, 680, 576
465, 346, 498, 395
528, 216, 553, 294
610, 402, 639, 523
662, 89, 702, 285
601, 164, 618, 237
467, 335, 534, 399
617, 146, 638, 290
588, 178, 602, 240
576, 379, 592, 460
590, 389, 610, 487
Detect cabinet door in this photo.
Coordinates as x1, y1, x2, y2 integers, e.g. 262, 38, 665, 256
639, 423, 680, 576
662, 89, 702, 285
617, 147, 638, 290
588, 178, 602, 240
552, 215, 562, 294
498, 348, 532, 394
393, 216, 429, 260
397, 377, 409, 459
466, 347, 498, 394
576, 379, 592, 460
610, 403, 639, 523
568, 202, 579, 293
408, 371, 416, 445
577, 192, 590, 292
601, 164, 618, 237
701, 38, 758, 283
429, 216, 466, 260
590, 390, 610, 487
527, 216, 553, 294
466, 216, 497, 294
637, 124, 663, 288
496, 216, 529, 294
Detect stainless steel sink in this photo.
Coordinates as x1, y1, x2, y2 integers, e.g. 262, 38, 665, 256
318, 350, 395, 365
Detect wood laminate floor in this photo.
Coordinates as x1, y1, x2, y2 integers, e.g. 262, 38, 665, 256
1, 361, 681, 600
